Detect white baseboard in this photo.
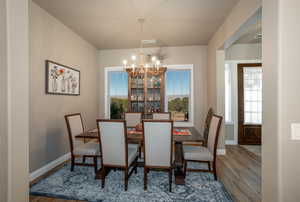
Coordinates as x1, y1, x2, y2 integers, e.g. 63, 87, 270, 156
30, 152, 71, 182
217, 149, 226, 155
225, 140, 237, 145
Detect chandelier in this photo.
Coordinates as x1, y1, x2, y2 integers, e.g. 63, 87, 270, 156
122, 18, 165, 75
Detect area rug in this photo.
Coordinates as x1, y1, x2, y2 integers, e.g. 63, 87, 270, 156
30, 160, 232, 202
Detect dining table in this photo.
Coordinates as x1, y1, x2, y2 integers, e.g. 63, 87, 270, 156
75, 125, 204, 185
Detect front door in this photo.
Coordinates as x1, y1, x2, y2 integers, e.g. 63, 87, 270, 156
238, 63, 262, 145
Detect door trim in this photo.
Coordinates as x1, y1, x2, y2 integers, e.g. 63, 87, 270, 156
238, 63, 262, 145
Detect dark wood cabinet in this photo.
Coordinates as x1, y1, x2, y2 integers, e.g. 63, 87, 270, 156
127, 68, 166, 117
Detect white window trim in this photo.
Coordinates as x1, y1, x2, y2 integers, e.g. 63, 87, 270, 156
104, 64, 194, 127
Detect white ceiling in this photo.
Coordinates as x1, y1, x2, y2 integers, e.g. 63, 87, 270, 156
235, 22, 262, 44
33, 0, 239, 49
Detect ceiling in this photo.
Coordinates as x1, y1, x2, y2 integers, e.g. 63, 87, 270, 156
234, 21, 262, 44
33, 0, 239, 50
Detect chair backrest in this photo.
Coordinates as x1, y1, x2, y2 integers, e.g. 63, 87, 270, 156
143, 120, 173, 168
207, 114, 223, 157
65, 113, 84, 151
97, 120, 127, 167
125, 112, 142, 127
203, 108, 214, 146
152, 112, 171, 120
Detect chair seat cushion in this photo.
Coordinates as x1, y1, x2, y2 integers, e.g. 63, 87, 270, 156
128, 144, 139, 165
183, 145, 213, 161
73, 142, 100, 156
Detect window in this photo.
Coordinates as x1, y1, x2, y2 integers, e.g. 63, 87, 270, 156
225, 63, 232, 123
105, 66, 193, 125
107, 71, 128, 119
243, 67, 262, 124
165, 69, 191, 122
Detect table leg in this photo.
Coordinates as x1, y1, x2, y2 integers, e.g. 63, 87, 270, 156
174, 141, 185, 185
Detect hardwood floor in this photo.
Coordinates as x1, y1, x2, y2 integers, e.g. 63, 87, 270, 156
217, 145, 261, 202
30, 145, 261, 202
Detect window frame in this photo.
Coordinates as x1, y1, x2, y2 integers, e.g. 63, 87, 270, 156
104, 65, 194, 127
165, 64, 194, 127
104, 66, 126, 119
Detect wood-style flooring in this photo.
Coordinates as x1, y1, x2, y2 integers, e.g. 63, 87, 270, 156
30, 145, 261, 202
217, 145, 261, 202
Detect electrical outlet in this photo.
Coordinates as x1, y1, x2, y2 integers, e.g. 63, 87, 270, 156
291, 123, 300, 140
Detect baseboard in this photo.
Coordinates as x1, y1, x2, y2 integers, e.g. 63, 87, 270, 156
30, 152, 71, 182
217, 149, 226, 155
225, 140, 237, 145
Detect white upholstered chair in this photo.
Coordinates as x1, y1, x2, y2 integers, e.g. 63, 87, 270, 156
143, 120, 173, 192
97, 120, 139, 191
125, 112, 142, 127
65, 113, 100, 173
183, 114, 222, 180
152, 112, 171, 120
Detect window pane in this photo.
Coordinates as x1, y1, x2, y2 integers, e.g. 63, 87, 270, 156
166, 70, 190, 122
108, 71, 128, 119
243, 67, 262, 124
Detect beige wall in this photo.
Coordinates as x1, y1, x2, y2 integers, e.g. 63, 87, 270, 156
1, 0, 30, 201
263, 0, 300, 201
98, 46, 207, 132
207, 0, 262, 150
30, 2, 99, 172
225, 43, 262, 60
262, 0, 279, 200
0, 1, 8, 201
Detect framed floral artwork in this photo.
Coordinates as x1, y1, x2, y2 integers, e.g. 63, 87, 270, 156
45, 60, 80, 95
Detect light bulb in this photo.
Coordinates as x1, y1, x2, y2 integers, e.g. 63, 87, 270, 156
156, 60, 160, 65
131, 55, 136, 61
151, 56, 156, 62
123, 60, 127, 65
145, 64, 149, 68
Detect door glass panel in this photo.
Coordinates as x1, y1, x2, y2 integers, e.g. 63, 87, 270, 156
243, 67, 262, 124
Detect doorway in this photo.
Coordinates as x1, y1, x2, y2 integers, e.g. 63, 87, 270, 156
238, 63, 262, 145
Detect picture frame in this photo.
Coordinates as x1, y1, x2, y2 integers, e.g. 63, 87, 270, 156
45, 60, 80, 95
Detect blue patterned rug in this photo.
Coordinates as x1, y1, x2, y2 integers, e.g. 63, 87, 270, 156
30, 159, 232, 202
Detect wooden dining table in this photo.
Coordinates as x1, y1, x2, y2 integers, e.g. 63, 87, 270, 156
75, 126, 204, 185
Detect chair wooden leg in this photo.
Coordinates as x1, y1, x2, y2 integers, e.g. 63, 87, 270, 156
138, 145, 142, 158
169, 169, 172, 192
208, 161, 211, 171
101, 167, 106, 189
213, 161, 217, 180
134, 158, 138, 174
71, 156, 75, 172
183, 160, 187, 177
144, 167, 148, 190
124, 168, 129, 191
94, 157, 98, 174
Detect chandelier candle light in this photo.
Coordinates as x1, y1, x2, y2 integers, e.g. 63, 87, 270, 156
122, 18, 166, 76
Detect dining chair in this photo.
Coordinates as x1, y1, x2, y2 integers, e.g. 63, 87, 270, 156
203, 108, 214, 146
183, 114, 222, 180
97, 120, 139, 191
65, 113, 100, 173
125, 112, 142, 127
143, 120, 173, 192
152, 112, 171, 120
